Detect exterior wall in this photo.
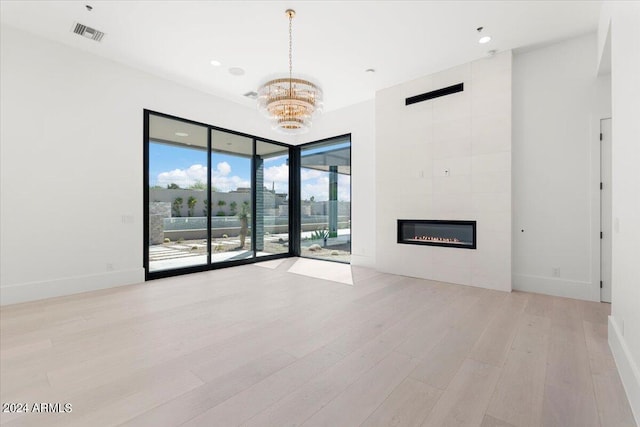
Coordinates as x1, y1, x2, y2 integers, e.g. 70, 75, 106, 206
149, 202, 171, 244
149, 188, 272, 217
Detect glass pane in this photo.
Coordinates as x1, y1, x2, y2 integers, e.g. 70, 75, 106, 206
210, 130, 253, 262
256, 141, 289, 257
300, 137, 351, 263
148, 115, 209, 272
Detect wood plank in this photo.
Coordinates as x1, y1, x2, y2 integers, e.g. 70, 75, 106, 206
523, 292, 554, 318
541, 383, 599, 427
394, 289, 479, 359
421, 358, 501, 427
242, 287, 459, 427
360, 377, 442, 427
193, 285, 440, 426
2, 369, 203, 427
119, 350, 301, 427
469, 292, 528, 367
485, 314, 550, 427
409, 291, 505, 390
300, 352, 419, 426
584, 321, 636, 426
591, 367, 637, 427
541, 305, 600, 427
577, 300, 610, 325
481, 414, 517, 427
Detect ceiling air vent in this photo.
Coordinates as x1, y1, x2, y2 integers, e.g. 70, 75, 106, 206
72, 22, 105, 42
243, 91, 258, 99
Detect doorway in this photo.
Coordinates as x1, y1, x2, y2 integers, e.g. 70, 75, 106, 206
299, 135, 352, 263
600, 118, 612, 303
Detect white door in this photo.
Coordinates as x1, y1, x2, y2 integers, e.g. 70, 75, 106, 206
601, 118, 612, 303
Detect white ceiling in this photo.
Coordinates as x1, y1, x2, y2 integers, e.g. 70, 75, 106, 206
1, 1, 601, 112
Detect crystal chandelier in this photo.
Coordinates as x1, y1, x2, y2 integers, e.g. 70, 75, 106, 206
258, 9, 323, 133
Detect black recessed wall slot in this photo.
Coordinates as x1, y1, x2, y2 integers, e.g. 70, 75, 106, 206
405, 82, 464, 106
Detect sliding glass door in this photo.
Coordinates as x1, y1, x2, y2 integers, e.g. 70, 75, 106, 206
299, 136, 351, 263
147, 115, 209, 273
144, 111, 351, 278
210, 130, 253, 263
256, 140, 290, 257
144, 111, 292, 279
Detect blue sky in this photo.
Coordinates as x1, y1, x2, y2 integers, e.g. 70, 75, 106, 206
149, 141, 351, 201
149, 143, 249, 188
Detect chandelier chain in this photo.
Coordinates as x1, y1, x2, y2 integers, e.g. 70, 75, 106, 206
288, 11, 293, 91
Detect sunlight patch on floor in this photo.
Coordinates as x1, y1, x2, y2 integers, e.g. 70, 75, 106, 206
254, 258, 287, 270
287, 258, 353, 285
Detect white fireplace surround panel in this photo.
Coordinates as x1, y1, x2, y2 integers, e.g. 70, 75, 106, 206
375, 51, 512, 292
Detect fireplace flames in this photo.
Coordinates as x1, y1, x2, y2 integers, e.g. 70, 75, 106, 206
409, 236, 465, 244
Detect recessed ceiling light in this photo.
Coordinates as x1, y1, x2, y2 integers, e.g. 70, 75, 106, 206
210, 60, 221, 67
229, 67, 245, 76
479, 36, 492, 44
365, 68, 376, 73
175, 132, 189, 137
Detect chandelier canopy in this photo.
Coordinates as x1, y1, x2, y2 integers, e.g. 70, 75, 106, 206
257, 9, 323, 134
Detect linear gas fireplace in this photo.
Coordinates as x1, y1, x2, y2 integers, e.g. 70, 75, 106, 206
397, 220, 476, 249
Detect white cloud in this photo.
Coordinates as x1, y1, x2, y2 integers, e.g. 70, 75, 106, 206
301, 168, 324, 180
301, 174, 351, 202
263, 164, 289, 193
156, 164, 207, 188
156, 162, 249, 192
211, 161, 249, 192
216, 161, 231, 176
212, 175, 250, 193
156, 162, 349, 201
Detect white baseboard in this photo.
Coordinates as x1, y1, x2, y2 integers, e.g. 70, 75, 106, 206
609, 316, 640, 425
512, 274, 600, 301
0, 268, 145, 306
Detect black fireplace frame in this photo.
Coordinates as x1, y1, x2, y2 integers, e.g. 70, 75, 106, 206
397, 219, 477, 249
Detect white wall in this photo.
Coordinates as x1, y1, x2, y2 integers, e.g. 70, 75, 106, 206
601, 2, 640, 422
0, 25, 285, 305
512, 33, 611, 301
293, 100, 376, 268
374, 52, 512, 292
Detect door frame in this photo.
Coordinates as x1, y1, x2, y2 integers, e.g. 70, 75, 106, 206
600, 117, 613, 303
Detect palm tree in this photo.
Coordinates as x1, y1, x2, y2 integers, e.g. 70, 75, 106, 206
172, 197, 183, 217
187, 196, 197, 217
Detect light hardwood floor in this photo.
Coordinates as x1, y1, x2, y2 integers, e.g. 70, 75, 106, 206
0, 258, 635, 427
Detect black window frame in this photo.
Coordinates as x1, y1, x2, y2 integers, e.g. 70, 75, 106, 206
144, 109, 294, 280
297, 134, 352, 264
